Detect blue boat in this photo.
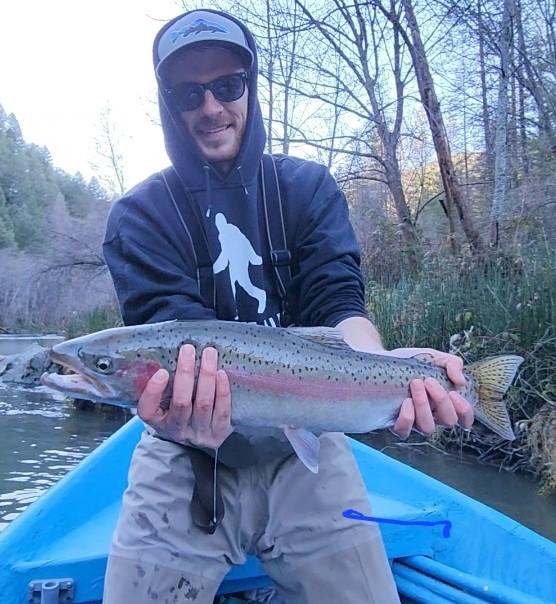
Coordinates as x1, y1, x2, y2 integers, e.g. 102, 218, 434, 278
0, 417, 554, 603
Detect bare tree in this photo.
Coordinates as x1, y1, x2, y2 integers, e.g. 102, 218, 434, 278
288, 0, 421, 264
490, 0, 516, 246
91, 105, 127, 198
376, 0, 487, 255
514, 0, 556, 150
478, 0, 495, 175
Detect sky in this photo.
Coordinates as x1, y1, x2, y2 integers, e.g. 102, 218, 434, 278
0, 0, 184, 187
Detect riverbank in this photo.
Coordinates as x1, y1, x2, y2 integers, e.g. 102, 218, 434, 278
367, 250, 556, 492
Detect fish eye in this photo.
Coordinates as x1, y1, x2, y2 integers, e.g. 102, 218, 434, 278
95, 357, 114, 374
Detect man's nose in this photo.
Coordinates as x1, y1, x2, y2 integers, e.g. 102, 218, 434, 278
199, 90, 224, 115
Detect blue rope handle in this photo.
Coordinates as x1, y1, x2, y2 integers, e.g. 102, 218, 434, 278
343, 508, 452, 538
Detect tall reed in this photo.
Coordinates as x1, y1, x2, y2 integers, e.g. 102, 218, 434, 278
366, 249, 556, 481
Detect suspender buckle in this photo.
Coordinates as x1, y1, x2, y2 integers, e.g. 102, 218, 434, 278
270, 250, 291, 266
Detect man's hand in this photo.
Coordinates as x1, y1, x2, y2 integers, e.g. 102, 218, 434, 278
335, 317, 474, 440
384, 347, 474, 439
138, 344, 233, 448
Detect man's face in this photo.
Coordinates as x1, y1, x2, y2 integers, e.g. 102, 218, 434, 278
166, 46, 249, 173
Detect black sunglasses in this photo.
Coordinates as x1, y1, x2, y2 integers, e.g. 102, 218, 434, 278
165, 72, 248, 112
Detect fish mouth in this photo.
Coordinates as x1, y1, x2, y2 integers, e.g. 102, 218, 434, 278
40, 352, 117, 402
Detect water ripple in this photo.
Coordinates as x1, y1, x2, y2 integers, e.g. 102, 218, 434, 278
0, 384, 127, 531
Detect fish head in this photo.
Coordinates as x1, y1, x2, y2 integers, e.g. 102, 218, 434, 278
40, 325, 171, 407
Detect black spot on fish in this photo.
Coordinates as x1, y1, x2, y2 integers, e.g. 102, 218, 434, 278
136, 565, 146, 578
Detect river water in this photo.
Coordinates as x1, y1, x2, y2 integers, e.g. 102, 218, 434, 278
0, 383, 128, 531
0, 384, 554, 541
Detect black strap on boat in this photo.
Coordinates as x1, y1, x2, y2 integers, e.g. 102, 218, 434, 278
160, 167, 216, 310
260, 154, 292, 326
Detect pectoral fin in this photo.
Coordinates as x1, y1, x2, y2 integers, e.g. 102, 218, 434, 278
283, 426, 320, 473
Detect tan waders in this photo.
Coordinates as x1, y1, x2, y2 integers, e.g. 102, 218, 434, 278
103, 431, 401, 604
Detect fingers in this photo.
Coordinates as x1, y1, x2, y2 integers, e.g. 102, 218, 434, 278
444, 355, 466, 387
138, 368, 169, 424
135, 345, 232, 448
393, 376, 475, 441
450, 391, 474, 429
424, 378, 458, 427
392, 398, 414, 440
166, 345, 196, 426
409, 379, 436, 434
190, 347, 218, 433
212, 370, 233, 440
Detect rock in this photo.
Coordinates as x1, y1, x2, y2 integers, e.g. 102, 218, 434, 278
0, 344, 60, 386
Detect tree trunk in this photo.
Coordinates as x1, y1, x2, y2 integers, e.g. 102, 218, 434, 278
294, 0, 421, 267
514, 0, 555, 150
400, 0, 486, 256
489, 0, 515, 247
478, 0, 494, 180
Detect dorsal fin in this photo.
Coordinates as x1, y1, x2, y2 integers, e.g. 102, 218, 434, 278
284, 326, 353, 351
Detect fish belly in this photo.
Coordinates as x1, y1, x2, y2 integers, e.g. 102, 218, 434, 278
229, 382, 403, 434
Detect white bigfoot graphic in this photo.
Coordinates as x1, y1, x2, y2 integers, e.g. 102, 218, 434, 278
213, 213, 267, 314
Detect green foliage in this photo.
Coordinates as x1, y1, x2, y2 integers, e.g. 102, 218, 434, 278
63, 306, 123, 339
0, 103, 111, 250
368, 251, 555, 352
367, 248, 556, 426
54, 170, 97, 218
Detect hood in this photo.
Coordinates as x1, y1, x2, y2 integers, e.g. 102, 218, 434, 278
152, 9, 266, 190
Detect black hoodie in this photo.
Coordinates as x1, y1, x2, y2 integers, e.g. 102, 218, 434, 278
103, 9, 367, 333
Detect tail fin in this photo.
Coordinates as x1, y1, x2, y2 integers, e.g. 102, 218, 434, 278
466, 355, 524, 440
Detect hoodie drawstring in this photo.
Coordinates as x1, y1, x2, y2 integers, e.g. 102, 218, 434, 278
203, 165, 212, 218
203, 164, 250, 220
236, 164, 249, 198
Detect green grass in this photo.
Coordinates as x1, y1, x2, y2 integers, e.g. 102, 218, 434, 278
366, 249, 556, 481
367, 252, 555, 359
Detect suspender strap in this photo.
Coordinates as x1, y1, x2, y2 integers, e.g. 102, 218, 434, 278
160, 167, 216, 309
260, 154, 292, 325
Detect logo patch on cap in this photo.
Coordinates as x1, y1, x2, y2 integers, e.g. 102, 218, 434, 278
171, 18, 228, 44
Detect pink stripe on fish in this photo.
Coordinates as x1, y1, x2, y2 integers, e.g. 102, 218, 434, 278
226, 369, 407, 401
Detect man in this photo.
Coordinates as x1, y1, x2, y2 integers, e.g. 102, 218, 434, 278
102, 9, 472, 603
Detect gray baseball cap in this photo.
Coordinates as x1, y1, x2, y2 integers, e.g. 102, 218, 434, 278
156, 11, 254, 78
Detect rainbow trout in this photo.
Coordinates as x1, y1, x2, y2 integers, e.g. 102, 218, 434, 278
41, 320, 523, 472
